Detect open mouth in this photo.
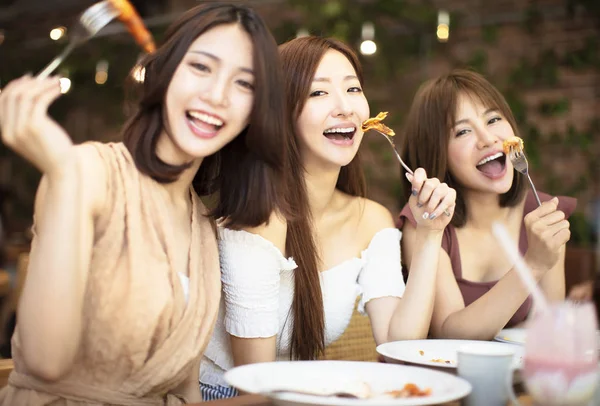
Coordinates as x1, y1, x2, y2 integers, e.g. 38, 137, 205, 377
186, 110, 225, 134
323, 126, 356, 142
476, 152, 506, 177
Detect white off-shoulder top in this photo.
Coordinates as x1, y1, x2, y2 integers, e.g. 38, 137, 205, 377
200, 227, 404, 387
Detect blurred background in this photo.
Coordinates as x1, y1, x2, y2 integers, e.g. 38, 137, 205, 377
0, 0, 598, 334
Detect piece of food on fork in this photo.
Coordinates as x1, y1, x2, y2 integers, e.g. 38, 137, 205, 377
502, 136, 524, 155
108, 0, 156, 53
361, 112, 395, 136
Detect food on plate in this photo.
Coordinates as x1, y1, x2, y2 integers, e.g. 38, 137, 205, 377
320, 381, 432, 399
361, 112, 395, 136
430, 358, 453, 365
419, 350, 425, 356
384, 383, 432, 398
502, 136, 524, 155
109, 0, 156, 53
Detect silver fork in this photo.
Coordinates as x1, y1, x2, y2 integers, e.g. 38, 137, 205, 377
508, 147, 542, 206
369, 129, 452, 218
369, 129, 413, 176
264, 389, 360, 399
37, 1, 120, 79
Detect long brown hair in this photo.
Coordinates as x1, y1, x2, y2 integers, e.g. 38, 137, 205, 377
400, 69, 527, 227
123, 3, 292, 227
279, 36, 367, 360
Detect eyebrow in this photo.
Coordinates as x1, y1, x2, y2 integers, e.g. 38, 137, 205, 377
312, 75, 359, 83
188, 50, 254, 75
454, 108, 498, 126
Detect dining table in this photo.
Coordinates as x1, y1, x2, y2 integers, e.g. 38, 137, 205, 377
193, 393, 535, 406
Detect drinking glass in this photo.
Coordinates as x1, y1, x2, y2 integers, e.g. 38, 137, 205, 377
523, 301, 598, 406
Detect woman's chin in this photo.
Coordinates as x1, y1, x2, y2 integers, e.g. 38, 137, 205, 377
330, 151, 359, 168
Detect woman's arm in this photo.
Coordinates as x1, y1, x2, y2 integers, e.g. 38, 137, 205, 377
539, 246, 566, 302
430, 199, 570, 340
225, 212, 287, 366
0, 76, 107, 381
365, 218, 444, 344
172, 359, 202, 402
231, 336, 277, 366
431, 256, 535, 340
385, 227, 444, 342
367, 170, 456, 344
17, 146, 106, 381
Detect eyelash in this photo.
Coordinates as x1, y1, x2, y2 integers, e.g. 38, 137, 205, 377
309, 87, 363, 97
190, 62, 209, 73
190, 63, 253, 90
237, 80, 254, 91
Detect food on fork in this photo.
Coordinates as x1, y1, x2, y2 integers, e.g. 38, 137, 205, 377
502, 136, 524, 155
361, 112, 395, 136
109, 0, 156, 53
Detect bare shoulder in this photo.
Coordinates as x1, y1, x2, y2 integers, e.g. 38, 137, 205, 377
73, 143, 109, 215
358, 197, 395, 232
241, 211, 287, 254
340, 194, 396, 243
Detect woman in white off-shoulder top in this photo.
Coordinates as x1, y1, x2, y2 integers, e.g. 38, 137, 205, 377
199, 36, 457, 400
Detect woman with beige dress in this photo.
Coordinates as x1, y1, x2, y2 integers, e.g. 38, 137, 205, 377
0, 3, 290, 404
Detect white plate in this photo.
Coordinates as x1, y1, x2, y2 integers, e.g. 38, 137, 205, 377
494, 328, 527, 345
495, 327, 600, 348
377, 339, 524, 370
224, 360, 471, 406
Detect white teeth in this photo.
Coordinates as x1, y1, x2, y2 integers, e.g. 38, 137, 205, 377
323, 127, 355, 134
477, 152, 504, 166
188, 111, 223, 127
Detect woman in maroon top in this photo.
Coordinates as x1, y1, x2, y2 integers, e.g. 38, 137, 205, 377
398, 70, 576, 340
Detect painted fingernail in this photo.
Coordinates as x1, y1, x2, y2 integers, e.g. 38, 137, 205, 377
411, 189, 418, 196
429, 213, 437, 220
422, 212, 429, 219
417, 202, 423, 208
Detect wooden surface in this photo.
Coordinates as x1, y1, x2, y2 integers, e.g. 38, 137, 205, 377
194, 394, 534, 406
0, 358, 13, 388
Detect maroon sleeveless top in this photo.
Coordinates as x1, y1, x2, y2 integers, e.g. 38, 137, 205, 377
397, 191, 577, 327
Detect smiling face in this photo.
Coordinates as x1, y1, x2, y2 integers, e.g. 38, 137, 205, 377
159, 23, 255, 164
447, 93, 516, 195
295, 49, 370, 169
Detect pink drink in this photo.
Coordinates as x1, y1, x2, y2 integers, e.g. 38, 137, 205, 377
524, 357, 597, 404
523, 302, 598, 406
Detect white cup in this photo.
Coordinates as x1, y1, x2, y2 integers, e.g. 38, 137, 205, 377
457, 343, 520, 406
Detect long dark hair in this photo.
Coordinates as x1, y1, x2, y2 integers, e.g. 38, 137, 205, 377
122, 3, 292, 226
279, 36, 367, 360
400, 69, 527, 227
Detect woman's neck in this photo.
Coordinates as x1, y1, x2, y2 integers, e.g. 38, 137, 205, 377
463, 190, 511, 230
155, 131, 203, 202
303, 160, 341, 221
